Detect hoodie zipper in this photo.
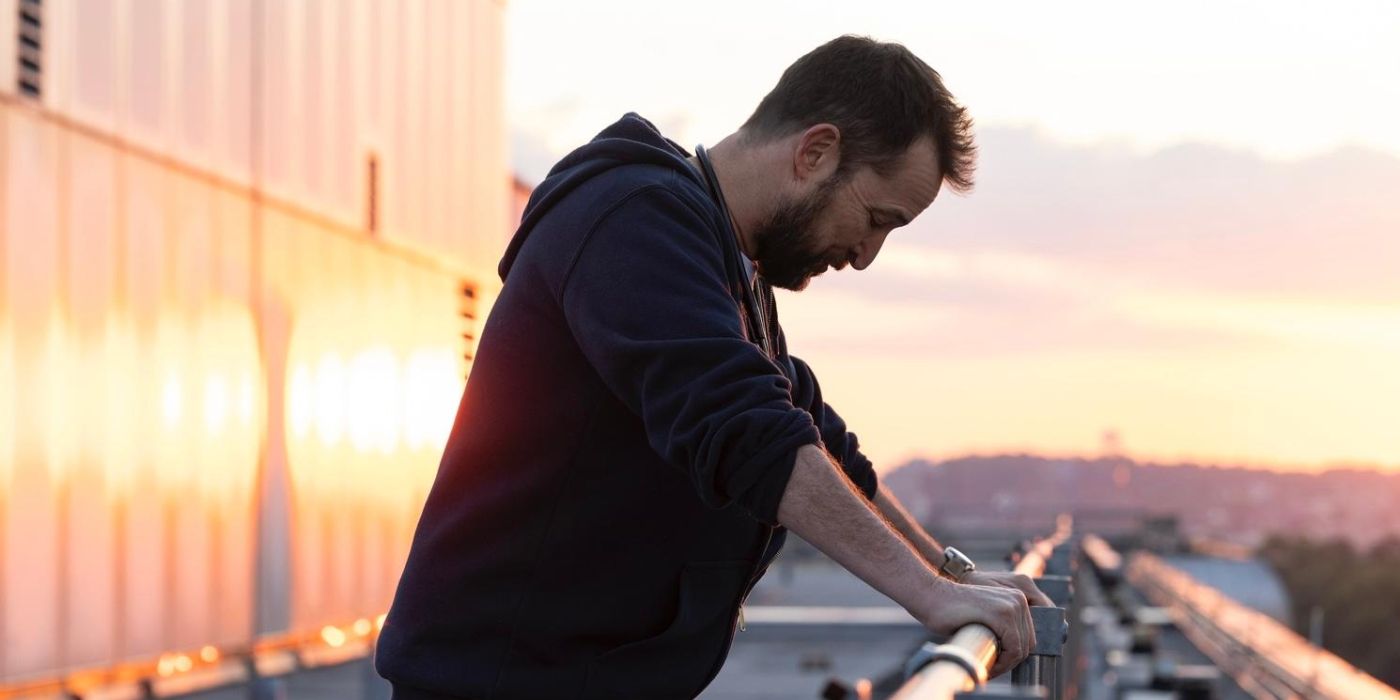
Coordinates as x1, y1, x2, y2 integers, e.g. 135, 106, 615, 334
695, 527, 776, 693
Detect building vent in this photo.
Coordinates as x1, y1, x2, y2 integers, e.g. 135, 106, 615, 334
458, 282, 477, 379
17, 0, 41, 98
366, 153, 379, 235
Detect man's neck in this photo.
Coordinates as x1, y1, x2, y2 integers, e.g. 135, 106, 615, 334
691, 134, 763, 260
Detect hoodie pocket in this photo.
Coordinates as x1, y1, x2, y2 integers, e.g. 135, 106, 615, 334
581, 560, 751, 700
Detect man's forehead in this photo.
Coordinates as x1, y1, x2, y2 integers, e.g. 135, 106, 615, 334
863, 141, 943, 215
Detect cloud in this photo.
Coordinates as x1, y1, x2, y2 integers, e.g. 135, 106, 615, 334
780, 128, 1400, 361
916, 128, 1400, 302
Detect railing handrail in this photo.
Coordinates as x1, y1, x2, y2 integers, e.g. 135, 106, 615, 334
1009, 513, 1074, 579
1081, 533, 1122, 573
1130, 552, 1400, 700
890, 516, 1073, 699
0, 616, 384, 699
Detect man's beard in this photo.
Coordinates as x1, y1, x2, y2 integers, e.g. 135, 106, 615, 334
750, 175, 844, 291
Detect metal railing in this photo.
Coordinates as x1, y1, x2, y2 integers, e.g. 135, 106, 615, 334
0, 617, 387, 700
892, 516, 1075, 700
1130, 552, 1400, 700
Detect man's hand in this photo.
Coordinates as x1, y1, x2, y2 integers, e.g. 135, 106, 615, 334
962, 570, 1055, 608
914, 578, 1036, 677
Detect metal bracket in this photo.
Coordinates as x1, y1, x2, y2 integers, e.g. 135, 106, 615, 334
1034, 575, 1073, 608
1031, 606, 1068, 657
956, 685, 1047, 698
904, 641, 990, 687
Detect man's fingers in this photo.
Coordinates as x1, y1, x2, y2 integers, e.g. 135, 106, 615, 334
1011, 573, 1055, 607
1023, 595, 1037, 656
991, 626, 1023, 677
990, 590, 1032, 677
990, 626, 1014, 676
1010, 592, 1034, 676
1025, 585, 1054, 608
973, 571, 1055, 608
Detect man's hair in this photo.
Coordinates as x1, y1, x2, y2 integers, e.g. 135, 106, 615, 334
742, 35, 977, 192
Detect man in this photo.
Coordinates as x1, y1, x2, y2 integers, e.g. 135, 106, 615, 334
376, 36, 1050, 699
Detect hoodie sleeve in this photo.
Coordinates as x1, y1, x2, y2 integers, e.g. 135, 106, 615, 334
558, 185, 821, 525
783, 353, 879, 500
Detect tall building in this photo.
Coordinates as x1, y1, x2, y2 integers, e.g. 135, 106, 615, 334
0, 0, 508, 691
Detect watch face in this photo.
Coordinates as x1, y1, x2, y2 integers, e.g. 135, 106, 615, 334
944, 547, 975, 580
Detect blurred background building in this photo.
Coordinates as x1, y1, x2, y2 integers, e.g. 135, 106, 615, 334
0, 0, 508, 694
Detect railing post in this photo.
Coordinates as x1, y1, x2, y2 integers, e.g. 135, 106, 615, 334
1033, 576, 1072, 608
1047, 547, 1072, 577
1009, 604, 1067, 700
1010, 655, 1041, 686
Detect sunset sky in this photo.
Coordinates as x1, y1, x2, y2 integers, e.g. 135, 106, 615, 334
505, 1, 1400, 472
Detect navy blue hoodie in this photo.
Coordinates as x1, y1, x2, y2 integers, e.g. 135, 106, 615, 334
376, 114, 878, 699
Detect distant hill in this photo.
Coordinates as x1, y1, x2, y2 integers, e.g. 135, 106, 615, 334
884, 455, 1400, 547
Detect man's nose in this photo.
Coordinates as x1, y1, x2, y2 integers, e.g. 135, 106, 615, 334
851, 231, 889, 271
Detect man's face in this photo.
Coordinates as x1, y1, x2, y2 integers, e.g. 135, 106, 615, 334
752, 137, 943, 291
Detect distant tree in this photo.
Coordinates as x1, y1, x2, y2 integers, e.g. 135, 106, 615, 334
1259, 536, 1400, 688
1369, 535, 1400, 562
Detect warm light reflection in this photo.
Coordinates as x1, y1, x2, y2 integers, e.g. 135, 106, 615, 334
199, 645, 219, 663
39, 313, 72, 474
289, 364, 314, 440
101, 315, 140, 497
347, 347, 401, 454
0, 315, 12, 486
320, 625, 347, 648
287, 311, 464, 468
313, 354, 346, 447
196, 302, 264, 500
204, 374, 230, 436
403, 347, 461, 452
282, 281, 468, 631
152, 314, 194, 492
402, 352, 436, 451
153, 649, 198, 676
239, 372, 255, 425
161, 373, 183, 428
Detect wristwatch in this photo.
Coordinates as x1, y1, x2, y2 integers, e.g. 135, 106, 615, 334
938, 546, 976, 583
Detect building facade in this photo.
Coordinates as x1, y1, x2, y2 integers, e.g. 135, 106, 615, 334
0, 0, 508, 691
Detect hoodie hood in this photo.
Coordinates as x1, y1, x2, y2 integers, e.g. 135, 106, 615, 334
500, 113, 703, 280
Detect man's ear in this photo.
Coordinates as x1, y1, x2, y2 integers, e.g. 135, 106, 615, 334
791, 124, 842, 183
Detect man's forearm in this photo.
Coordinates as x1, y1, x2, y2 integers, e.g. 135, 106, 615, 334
776, 445, 947, 619
777, 446, 1042, 672
874, 483, 948, 571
